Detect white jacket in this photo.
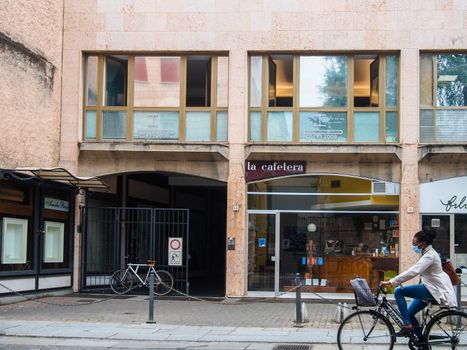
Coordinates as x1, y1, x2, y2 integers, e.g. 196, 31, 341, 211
389, 246, 457, 307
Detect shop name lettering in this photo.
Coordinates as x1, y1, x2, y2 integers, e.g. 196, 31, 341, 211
246, 162, 304, 172
440, 195, 467, 212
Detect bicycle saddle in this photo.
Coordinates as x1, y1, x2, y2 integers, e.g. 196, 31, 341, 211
146, 260, 156, 265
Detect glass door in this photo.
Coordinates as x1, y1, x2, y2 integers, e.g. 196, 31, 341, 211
454, 215, 467, 268
247, 213, 277, 292
421, 215, 451, 259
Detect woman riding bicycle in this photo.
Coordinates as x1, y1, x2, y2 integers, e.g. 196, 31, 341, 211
380, 227, 457, 338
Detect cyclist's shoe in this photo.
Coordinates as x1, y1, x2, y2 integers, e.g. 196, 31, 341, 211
395, 326, 414, 337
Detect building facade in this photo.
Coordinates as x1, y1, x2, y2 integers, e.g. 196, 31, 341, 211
1, 0, 467, 297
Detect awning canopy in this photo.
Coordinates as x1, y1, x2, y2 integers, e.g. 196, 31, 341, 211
14, 167, 108, 190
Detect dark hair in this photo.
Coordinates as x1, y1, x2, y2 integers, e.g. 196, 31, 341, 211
414, 226, 437, 245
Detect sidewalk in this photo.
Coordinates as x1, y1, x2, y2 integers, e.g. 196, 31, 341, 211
0, 293, 414, 349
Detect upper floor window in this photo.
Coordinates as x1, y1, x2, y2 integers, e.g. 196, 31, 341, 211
249, 53, 399, 143
84, 54, 228, 142
420, 53, 467, 143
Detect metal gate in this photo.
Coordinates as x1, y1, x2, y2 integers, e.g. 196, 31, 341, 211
82, 207, 189, 294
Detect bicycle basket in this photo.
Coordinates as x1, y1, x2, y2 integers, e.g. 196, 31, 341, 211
350, 278, 377, 306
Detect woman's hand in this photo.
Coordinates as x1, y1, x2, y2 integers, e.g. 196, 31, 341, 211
380, 281, 392, 288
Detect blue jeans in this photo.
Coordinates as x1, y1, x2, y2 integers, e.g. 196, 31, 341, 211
394, 284, 435, 335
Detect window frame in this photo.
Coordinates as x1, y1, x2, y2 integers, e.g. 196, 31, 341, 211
83, 54, 228, 143
248, 53, 399, 144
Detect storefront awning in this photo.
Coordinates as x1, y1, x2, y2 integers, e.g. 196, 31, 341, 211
14, 167, 108, 190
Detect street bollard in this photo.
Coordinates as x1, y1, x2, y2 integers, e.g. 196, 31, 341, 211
295, 273, 302, 324
147, 269, 156, 324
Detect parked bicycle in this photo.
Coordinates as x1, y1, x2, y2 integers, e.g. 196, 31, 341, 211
110, 260, 174, 296
337, 278, 466, 349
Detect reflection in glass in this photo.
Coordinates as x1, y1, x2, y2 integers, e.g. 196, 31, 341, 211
250, 111, 262, 141
134, 56, 180, 107
185, 111, 210, 141
133, 111, 179, 140
86, 56, 98, 106
186, 56, 211, 107
217, 57, 229, 107
102, 111, 126, 139
385, 112, 398, 143
299, 112, 347, 142
386, 56, 398, 107
300, 56, 347, 107
436, 110, 467, 142
105, 56, 128, 106
420, 109, 435, 143
250, 56, 262, 107
437, 54, 467, 107
354, 56, 379, 107
269, 55, 293, 107
44, 221, 64, 263
216, 112, 227, 141
85, 111, 97, 139
2, 218, 28, 264
354, 112, 380, 142
420, 54, 433, 107
267, 111, 293, 141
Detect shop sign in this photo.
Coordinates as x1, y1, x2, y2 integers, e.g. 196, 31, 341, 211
44, 197, 69, 212
420, 176, 467, 213
245, 160, 306, 182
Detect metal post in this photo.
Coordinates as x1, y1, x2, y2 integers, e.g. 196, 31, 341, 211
147, 269, 156, 324
295, 273, 302, 324
456, 274, 461, 328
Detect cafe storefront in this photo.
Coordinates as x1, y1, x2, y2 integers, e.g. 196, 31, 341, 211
246, 161, 400, 295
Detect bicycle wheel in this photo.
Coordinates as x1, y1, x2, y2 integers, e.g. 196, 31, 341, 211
424, 310, 467, 349
154, 270, 174, 296
337, 310, 395, 350
110, 268, 133, 294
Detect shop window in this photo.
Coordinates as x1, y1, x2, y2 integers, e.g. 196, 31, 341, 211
104, 56, 128, 106
43, 221, 64, 263
420, 53, 467, 142
1, 217, 28, 264
186, 56, 211, 107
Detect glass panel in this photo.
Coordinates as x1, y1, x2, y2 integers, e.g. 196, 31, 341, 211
454, 215, 467, 270
420, 54, 434, 107
186, 56, 211, 107
300, 56, 347, 107
437, 54, 467, 107
267, 111, 293, 141
104, 56, 128, 106
133, 111, 179, 140
269, 55, 293, 107
354, 112, 380, 142
85, 111, 97, 139
248, 213, 275, 291
385, 112, 398, 143
250, 111, 262, 141
386, 56, 398, 107
250, 56, 262, 107
354, 55, 379, 107
279, 213, 399, 292
86, 56, 98, 106
2, 218, 28, 264
185, 111, 211, 141
436, 110, 467, 142
420, 109, 435, 143
44, 221, 64, 263
299, 112, 347, 142
102, 111, 126, 139
133, 56, 180, 107
216, 112, 227, 141
217, 56, 228, 107
422, 215, 450, 259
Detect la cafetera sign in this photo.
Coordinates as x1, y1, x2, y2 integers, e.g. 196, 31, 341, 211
245, 160, 306, 182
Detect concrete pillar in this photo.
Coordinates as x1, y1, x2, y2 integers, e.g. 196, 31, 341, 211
399, 49, 420, 273
225, 49, 247, 296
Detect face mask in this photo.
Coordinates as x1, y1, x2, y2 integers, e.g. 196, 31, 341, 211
412, 245, 423, 254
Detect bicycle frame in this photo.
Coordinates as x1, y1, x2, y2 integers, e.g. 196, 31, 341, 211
124, 263, 157, 286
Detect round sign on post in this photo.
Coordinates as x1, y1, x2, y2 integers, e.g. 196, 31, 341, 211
168, 237, 183, 266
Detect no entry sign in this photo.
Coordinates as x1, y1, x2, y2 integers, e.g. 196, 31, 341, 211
168, 237, 183, 266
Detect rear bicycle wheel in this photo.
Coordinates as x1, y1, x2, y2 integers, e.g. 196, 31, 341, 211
424, 310, 467, 349
337, 310, 395, 350
154, 270, 174, 296
110, 268, 133, 294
